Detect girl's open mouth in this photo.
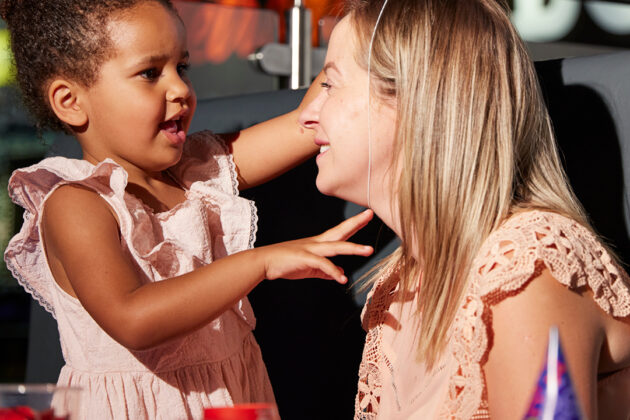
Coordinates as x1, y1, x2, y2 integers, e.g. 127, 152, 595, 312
160, 119, 186, 146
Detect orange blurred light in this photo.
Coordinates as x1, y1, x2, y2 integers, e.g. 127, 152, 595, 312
175, 1, 277, 64
177, 0, 342, 50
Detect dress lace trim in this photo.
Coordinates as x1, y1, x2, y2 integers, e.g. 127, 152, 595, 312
6, 259, 55, 315
355, 210, 630, 419
171, 131, 258, 250
212, 134, 258, 250
212, 134, 258, 249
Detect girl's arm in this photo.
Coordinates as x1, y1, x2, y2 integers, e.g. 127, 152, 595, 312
41, 184, 373, 350
483, 268, 606, 419
225, 72, 325, 190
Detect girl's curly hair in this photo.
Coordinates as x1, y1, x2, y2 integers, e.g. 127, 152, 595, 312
0, 0, 177, 133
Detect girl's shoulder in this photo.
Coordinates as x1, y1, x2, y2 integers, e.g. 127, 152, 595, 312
5, 156, 127, 318
471, 210, 630, 317
8, 156, 127, 216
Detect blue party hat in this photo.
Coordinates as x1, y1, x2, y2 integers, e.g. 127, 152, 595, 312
523, 326, 585, 420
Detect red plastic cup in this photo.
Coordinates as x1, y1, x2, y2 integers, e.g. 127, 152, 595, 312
0, 385, 81, 420
203, 403, 279, 420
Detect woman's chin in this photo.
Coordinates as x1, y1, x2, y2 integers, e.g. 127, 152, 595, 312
315, 177, 345, 199
314, 176, 333, 196
315, 184, 337, 198
315, 179, 368, 207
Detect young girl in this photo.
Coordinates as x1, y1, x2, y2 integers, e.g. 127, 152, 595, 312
1, 0, 374, 418
299, 0, 630, 418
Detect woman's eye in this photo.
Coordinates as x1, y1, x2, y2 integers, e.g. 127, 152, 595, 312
320, 81, 332, 90
140, 68, 160, 81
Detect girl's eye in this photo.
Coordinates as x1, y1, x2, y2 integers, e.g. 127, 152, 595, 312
140, 68, 160, 81
177, 63, 190, 76
320, 81, 332, 90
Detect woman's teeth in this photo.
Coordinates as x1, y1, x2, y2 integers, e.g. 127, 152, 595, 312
320, 145, 330, 153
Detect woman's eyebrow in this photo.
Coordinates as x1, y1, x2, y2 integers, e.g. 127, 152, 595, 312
323, 62, 341, 75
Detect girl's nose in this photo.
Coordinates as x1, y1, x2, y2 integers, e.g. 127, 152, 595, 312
166, 74, 192, 103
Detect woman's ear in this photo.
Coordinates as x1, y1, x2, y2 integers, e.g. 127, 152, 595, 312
48, 79, 88, 128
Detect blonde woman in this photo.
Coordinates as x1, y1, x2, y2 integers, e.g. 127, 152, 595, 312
299, 0, 630, 418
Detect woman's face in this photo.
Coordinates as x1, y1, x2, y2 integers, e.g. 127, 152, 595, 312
299, 16, 398, 222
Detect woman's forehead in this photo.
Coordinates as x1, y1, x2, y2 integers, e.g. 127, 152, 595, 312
325, 17, 359, 75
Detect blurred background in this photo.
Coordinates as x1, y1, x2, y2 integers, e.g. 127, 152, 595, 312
1, 0, 630, 409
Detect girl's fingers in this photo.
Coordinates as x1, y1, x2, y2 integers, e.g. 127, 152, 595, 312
266, 221, 374, 283
317, 209, 374, 242
317, 261, 348, 284
308, 241, 374, 258
296, 253, 347, 283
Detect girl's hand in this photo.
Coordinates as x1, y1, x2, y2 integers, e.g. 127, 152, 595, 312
260, 209, 374, 283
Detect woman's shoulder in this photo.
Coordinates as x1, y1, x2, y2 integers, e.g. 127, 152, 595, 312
445, 210, 630, 418
490, 208, 586, 238
472, 209, 630, 317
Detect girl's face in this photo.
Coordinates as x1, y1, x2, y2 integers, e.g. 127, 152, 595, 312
77, 1, 196, 175
299, 17, 398, 227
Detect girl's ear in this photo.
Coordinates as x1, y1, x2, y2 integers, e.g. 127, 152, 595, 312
48, 79, 88, 128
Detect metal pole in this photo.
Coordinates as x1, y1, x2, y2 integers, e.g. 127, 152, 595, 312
288, 0, 311, 89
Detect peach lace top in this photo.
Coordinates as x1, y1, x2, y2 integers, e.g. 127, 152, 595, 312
4, 132, 275, 419
355, 210, 630, 419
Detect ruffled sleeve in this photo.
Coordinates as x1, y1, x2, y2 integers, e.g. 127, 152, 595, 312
442, 210, 630, 419
169, 130, 239, 195
475, 211, 630, 315
4, 158, 129, 318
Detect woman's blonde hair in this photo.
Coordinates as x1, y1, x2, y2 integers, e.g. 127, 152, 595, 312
348, 0, 593, 368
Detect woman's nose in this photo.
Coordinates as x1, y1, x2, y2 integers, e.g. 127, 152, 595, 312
298, 92, 324, 130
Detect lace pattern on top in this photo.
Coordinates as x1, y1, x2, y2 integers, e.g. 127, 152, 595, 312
355, 267, 400, 419
355, 210, 630, 419
442, 210, 630, 419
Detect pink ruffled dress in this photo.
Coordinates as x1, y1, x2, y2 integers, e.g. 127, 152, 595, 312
355, 210, 630, 419
4, 131, 275, 419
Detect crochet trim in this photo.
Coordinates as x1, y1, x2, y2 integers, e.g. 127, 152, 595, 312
442, 211, 630, 419
355, 211, 630, 419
